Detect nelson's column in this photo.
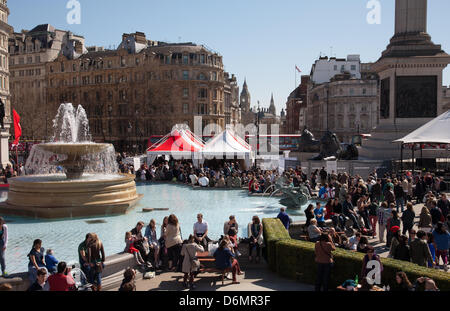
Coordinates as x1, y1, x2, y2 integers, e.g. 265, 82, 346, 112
0, 0, 12, 167
360, 0, 450, 160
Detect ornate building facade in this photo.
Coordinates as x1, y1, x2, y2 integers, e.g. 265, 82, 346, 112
46, 32, 230, 152
285, 75, 309, 134
224, 72, 240, 126
8, 24, 85, 140
307, 66, 379, 143
0, 0, 12, 166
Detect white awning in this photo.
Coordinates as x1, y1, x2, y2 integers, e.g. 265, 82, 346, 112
393, 110, 450, 144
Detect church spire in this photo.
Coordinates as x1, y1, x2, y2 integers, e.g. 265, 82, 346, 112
269, 93, 276, 115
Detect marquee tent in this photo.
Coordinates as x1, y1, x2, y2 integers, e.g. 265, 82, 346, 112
146, 126, 205, 165
201, 128, 254, 168
394, 110, 450, 145
393, 110, 450, 171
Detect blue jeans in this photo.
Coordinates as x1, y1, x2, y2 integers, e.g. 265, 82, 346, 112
315, 263, 332, 292
90, 263, 104, 286
0, 240, 5, 274
396, 198, 405, 213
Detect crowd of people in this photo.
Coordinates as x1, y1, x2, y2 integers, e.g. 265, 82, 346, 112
16, 211, 264, 291
1, 152, 449, 291
293, 167, 450, 292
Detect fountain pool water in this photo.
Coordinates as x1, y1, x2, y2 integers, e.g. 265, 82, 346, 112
0, 183, 311, 274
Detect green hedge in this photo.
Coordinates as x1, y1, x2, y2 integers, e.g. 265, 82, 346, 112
264, 218, 450, 291
262, 218, 291, 271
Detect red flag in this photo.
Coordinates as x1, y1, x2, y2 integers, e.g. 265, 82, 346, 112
13, 109, 22, 146
295, 65, 302, 73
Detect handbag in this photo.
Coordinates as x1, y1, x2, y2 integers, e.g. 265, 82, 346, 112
95, 262, 103, 273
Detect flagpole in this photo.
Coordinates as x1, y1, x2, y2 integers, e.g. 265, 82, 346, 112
15, 144, 18, 173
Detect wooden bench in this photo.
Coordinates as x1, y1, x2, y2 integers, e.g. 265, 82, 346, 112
197, 252, 229, 285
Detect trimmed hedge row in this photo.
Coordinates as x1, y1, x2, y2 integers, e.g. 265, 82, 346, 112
262, 218, 450, 291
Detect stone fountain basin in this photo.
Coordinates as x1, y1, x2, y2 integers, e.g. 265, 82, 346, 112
37, 143, 111, 157
0, 174, 143, 219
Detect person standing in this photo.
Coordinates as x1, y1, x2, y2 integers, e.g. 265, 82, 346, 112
277, 207, 291, 230
368, 200, 379, 238
181, 235, 204, 289
78, 233, 92, 281
410, 230, 434, 267
401, 203, 416, 236
0, 217, 8, 277
166, 214, 183, 271
314, 233, 335, 292
418, 206, 433, 233
87, 233, 105, 291
432, 222, 450, 271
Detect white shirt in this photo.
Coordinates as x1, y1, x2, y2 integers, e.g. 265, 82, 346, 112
189, 174, 198, 185
194, 221, 208, 235
198, 176, 209, 187
348, 236, 358, 250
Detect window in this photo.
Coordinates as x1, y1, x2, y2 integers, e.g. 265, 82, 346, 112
108, 60, 112, 68
212, 72, 217, 81
108, 74, 113, 83
200, 54, 205, 64
35, 56, 40, 63
362, 88, 367, 95
183, 55, 188, 65
73, 77, 77, 85
61, 63, 65, 72
351, 65, 356, 71
198, 88, 208, 99
120, 57, 126, 67
198, 73, 206, 80
183, 88, 189, 98
182, 70, 189, 80
334, 65, 337, 71
341, 65, 345, 71
183, 103, 189, 114
350, 89, 354, 95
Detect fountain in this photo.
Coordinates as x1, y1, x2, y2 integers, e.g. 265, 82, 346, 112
0, 103, 143, 219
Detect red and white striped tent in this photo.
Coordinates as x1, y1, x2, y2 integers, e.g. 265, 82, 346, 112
146, 126, 205, 165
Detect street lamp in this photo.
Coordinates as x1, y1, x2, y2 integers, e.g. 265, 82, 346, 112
108, 104, 113, 144
254, 101, 261, 170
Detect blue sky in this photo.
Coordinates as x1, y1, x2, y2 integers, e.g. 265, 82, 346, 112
8, 0, 450, 113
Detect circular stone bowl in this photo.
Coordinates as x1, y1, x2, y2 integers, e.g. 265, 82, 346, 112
37, 143, 111, 157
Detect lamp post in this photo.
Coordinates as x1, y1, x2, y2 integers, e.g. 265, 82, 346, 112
108, 104, 113, 144
254, 101, 261, 170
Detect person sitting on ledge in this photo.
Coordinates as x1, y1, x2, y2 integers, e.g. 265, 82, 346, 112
308, 219, 322, 243
48, 262, 76, 292
198, 173, 209, 188
45, 249, 59, 275
27, 268, 49, 291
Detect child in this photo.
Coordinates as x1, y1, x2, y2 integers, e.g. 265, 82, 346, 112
124, 232, 147, 268
45, 249, 59, 274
